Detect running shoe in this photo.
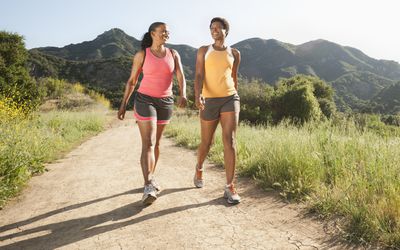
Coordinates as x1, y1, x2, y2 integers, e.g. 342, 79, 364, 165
150, 177, 161, 193
142, 184, 157, 205
224, 184, 241, 204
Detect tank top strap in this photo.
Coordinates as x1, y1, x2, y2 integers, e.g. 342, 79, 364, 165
204, 45, 214, 60
226, 46, 233, 57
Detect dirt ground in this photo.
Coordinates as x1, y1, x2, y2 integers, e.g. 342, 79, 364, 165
0, 114, 358, 249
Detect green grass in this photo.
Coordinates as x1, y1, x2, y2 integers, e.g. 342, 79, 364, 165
165, 112, 400, 248
0, 110, 109, 208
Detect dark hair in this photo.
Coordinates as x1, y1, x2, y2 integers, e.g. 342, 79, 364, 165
210, 17, 230, 37
141, 22, 166, 50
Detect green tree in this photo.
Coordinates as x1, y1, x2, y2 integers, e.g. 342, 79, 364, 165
0, 31, 40, 111
271, 82, 321, 124
238, 78, 274, 124
277, 74, 336, 118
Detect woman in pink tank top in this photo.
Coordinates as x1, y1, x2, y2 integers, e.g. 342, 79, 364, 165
118, 22, 187, 205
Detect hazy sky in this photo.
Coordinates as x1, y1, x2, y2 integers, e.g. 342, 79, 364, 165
2, 0, 399, 62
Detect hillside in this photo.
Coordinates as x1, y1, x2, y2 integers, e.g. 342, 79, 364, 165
369, 81, 400, 114
36, 28, 141, 60
28, 28, 400, 111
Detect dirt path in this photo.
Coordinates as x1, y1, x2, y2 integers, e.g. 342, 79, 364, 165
0, 115, 353, 249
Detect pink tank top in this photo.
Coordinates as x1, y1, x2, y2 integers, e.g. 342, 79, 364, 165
138, 47, 175, 98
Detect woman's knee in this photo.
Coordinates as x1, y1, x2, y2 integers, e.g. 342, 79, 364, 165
222, 134, 236, 148
142, 139, 155, 150
200, 138, 214, 149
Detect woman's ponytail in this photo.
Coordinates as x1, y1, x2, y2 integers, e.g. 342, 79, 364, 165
141, 32, 152, 50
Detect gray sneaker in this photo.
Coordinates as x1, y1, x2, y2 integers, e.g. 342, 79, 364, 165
193, 165, 204, 188
150, 177, 161, 193
224, 184, 241, 204
142, 184, 157, 205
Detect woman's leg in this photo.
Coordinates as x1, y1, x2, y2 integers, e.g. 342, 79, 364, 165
153, 124, 167, 173
219, 112, 239, 185
196, 119, 219, 178
152, 95, 173, 175
137, 120, 157, 185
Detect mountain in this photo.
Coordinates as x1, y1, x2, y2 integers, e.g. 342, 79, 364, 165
232, 38, 298, 82
34, 28, 197, 70
233, 38, 400, 112
234, 38, 400, 83
368, 82, 400, 114
36, 28, 141, 60
28, 28, 400, 111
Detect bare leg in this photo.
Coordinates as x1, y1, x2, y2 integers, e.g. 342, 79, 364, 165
220, 112, 239, 185
153, 124, 167, 174
196, 119, 219, 179
137, 120, 157, 185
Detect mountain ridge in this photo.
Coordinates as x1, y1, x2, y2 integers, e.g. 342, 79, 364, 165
28, 28, 400, 112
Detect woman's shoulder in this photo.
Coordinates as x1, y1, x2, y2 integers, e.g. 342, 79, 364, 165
166, 47, 176, 54
198, 45, 210, 54
165, 47, 179, 59
230, 47, 240, 60
230, 47, 240, 55
134, 49, 146, 57
132, 49, 145, 63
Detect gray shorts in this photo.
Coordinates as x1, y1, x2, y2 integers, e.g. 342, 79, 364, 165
134, 92, 174, 124
200, 94, 240, 121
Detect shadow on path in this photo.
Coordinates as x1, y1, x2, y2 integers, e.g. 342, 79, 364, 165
0, 188, 142, 234
0, 187, 230, 250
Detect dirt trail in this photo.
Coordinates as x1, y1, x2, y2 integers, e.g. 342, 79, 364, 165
0, 115, 353, 249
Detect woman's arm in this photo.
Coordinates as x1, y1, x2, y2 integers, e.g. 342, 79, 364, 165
194, 46, 207, 110
118, 50, 145, 120
172, 49, 187, 108
231, 48, 241, 91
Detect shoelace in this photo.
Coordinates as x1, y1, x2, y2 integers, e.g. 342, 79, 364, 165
144, 184, 154, 193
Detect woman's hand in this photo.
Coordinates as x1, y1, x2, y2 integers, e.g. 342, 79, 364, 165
195, 96, 205, 110
177, 96, 188, 108
118, 106, 126, 120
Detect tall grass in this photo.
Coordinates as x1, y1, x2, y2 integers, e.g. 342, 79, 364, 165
73, 83, 110, 109
165, 112, 400, 248
0, 102, 108, 208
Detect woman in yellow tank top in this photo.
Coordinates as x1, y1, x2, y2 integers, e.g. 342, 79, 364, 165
193, 17, 241, 204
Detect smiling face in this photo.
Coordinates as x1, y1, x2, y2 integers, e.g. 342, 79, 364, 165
151, 24, 169, 45
210, 21, 227, 41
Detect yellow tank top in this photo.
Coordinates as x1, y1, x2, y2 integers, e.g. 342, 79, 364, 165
202, 45, 237, 98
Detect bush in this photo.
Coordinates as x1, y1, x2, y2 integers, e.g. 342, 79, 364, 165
0, 31, 41, 112
271, 83, 321, 124
37, 77, 71, 99
381, 114, 400, 127
270, 75, 336, 124
238, 79, 274, 124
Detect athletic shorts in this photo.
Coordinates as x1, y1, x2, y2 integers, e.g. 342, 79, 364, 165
134, 92, 174, 124
200, 94, 240, 121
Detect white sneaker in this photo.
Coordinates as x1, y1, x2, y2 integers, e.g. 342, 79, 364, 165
224, 184, 241, 204
142, 184, 157, 205
150, 177, 161, 193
